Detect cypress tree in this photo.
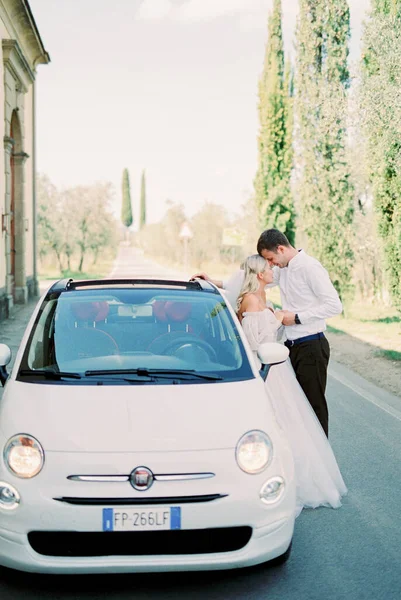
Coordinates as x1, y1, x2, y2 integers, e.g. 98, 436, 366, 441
295, 0, 354, 301
361, 0, 401, 311
255, 0, 295, 245
140, 169, 147, 229
121, 168, 133, 229
282, 60, 294, 236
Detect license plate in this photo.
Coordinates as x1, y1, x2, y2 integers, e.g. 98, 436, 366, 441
102, 507, 181, 532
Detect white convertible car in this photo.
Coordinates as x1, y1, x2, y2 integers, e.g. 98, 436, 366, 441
0, 278, 296, 574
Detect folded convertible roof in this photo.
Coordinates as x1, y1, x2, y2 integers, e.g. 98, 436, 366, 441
47, 278, 219, 295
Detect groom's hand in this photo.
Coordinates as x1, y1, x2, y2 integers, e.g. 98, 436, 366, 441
281, 311, 296, 326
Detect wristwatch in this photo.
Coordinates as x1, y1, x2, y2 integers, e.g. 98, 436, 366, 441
294, 313, 301, 325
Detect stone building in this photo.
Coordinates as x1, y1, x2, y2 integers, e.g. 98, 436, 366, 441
0, 0, 49, 320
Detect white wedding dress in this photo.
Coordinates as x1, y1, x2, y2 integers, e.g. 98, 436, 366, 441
242, 308, 347, 517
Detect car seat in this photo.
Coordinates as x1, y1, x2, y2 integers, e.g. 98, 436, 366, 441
54, 301, 119, 364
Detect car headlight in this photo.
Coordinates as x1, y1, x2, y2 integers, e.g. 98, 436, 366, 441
4, 434, 44, 478
236, 430, 273, 474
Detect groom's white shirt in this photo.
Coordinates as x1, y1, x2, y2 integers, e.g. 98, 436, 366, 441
223, 250, 342, 341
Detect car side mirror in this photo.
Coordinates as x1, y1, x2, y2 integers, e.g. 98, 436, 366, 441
257, 342, 289, 381
0, 344, 12, 386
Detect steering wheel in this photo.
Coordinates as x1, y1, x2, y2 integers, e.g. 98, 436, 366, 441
148, 334, 218, 362
58, 328, 119, 362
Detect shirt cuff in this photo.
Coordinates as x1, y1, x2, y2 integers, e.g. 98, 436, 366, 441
297, 311, 312, 324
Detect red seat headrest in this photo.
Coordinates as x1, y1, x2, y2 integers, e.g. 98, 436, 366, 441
164, 301, 192, 322
152, 300, 168, 322
70, 301, 109, 322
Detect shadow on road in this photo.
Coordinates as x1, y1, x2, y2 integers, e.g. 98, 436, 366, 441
0, 561, 288, 600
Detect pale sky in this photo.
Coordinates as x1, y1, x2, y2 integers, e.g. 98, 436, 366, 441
29, 0, 371, 225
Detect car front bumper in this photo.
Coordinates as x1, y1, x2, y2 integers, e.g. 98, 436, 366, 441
0, 514, 294, 574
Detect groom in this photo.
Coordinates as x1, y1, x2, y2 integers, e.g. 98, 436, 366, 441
193, 229, 342, 437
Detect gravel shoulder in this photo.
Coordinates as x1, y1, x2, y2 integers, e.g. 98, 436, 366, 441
326, 330, 401, 399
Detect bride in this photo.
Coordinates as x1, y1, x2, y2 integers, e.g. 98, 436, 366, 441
237, 255, 347, 517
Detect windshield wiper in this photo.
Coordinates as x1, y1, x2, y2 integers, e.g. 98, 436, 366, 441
84, 368, 222, 381
19, 369, 82, 380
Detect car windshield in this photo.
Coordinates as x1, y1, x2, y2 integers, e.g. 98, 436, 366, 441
18, 285, 254, 384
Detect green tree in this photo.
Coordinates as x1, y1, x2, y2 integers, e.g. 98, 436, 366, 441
360, 0, 401, 310
161, 200, 187, 264
121, 168, 133, 229
137, 200, 187, 264
37, 175, 118, 274
140, 169, 147, 229
190, 202, 229, 267
295, 0, 354, 301
37, 173, 65, 271
62, 183, 118, 272
254, 0, 295, 245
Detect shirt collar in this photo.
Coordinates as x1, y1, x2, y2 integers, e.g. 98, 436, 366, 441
287, 249, 304, 269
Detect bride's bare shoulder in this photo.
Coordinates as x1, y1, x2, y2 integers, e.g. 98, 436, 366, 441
240, 293, 261, 312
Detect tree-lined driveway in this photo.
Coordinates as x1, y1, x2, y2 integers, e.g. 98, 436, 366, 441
108, 245, 189, 280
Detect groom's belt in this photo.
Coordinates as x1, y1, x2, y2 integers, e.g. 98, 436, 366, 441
284, 332, 325, 348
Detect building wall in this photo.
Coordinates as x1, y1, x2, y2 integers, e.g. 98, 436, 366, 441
0, 0, 49, 320
0, 18, 6, 319
24, 83, 33, 283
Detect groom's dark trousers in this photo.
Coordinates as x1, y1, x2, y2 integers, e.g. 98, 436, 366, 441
286, 335, 330, 437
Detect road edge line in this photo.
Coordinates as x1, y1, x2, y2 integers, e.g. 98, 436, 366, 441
329, 365, 401, 423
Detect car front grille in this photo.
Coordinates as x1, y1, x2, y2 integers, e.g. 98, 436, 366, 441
53, 494, 227, 505
28, 527, 252, 557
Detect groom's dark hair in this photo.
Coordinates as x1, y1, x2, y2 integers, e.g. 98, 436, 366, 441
257, 229, 291, 254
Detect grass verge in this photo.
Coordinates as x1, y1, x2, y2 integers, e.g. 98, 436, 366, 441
373, 349, 401, 361
38, 257, 115, 282
327, 325, 345, 335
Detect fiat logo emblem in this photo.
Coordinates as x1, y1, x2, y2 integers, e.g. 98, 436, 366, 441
130, 466, 154, 491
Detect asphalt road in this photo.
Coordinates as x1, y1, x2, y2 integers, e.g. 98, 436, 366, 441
0, 247, 400, 600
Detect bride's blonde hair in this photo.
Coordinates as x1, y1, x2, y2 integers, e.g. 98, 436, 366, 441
236, 254, 268, 313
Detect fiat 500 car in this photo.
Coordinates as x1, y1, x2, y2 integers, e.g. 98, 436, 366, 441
0, 278, 296, 574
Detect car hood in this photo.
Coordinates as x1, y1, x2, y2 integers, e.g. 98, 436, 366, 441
0, 379, 276, 452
